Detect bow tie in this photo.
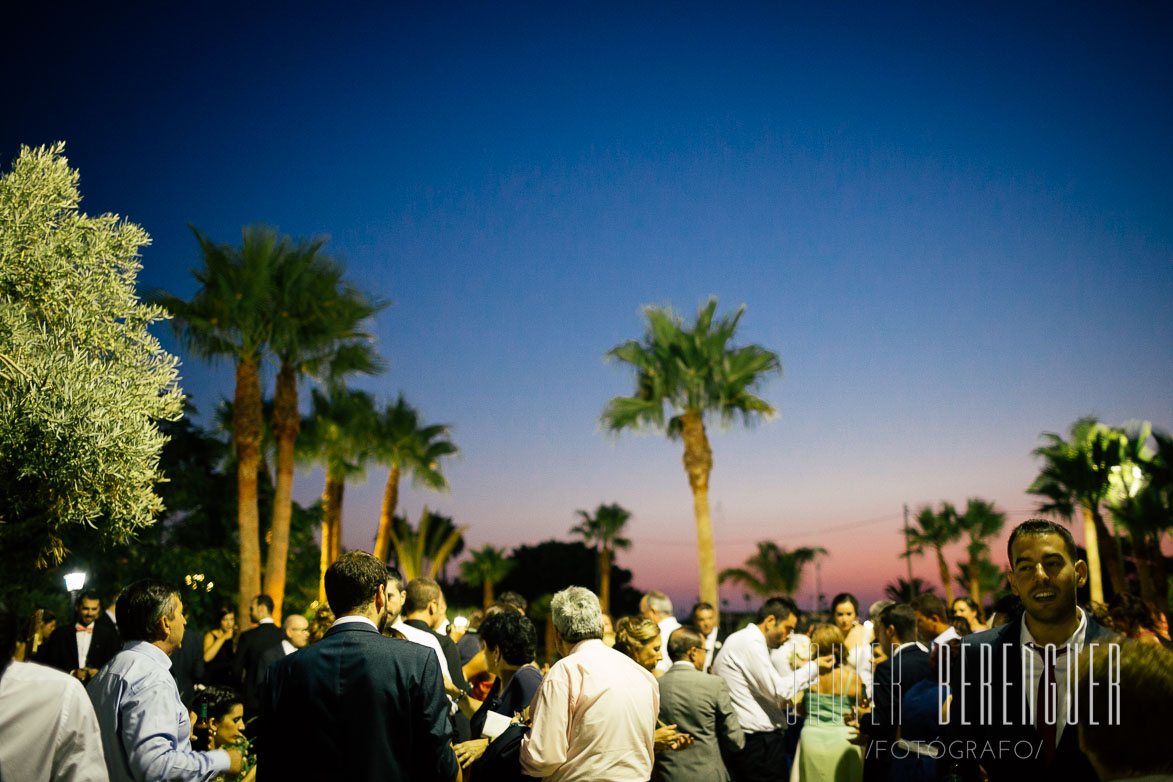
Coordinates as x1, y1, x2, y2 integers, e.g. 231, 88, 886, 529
76, 624, 93, 634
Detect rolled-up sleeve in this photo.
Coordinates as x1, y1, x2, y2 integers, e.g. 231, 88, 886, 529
119, 679, 229, 782
519, 674, 569, 777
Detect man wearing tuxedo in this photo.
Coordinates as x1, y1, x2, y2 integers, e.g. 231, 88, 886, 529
40, 588, 121, 683
946, 519, 1119, 780
233, 593, 283, 721
689, 602, 728, 673
259, 550, 458, 781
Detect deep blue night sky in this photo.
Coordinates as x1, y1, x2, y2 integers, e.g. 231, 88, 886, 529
5, 2, 1171, 607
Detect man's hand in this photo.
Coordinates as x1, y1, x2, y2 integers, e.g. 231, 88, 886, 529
654, 724, 685, 753
453, 738, 489, 769
444, 677, 464, 699
844, 711, 870, 747
224, 747, 243, 775
816, 652, 836, 673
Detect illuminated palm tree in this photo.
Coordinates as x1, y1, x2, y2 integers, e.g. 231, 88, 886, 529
461, 546, 515, 608
602, 298, 781, 609
719, 542, 826, 598
386, 508, 468, 582
371, 395, 458, 564
903, 503, 962, 605
569, 503, 633, 614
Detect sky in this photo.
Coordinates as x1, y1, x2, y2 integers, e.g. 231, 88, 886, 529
4, 2, 1172, 612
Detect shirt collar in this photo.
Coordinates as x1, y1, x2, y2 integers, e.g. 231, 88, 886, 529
894, 640, 927, 655
670, 660, 698, 672
332, 615, 378, 631
258, 617, 275, 625
568, 638, 606, 655
125, 640, 173, 670
1019, 607, 1087, 651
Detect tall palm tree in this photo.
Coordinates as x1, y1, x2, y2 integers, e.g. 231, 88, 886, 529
884, 577, 936, 603
1109, 426, 1171, 616
569, 503, 634, 614
903, 503, 962, 606
719, 542, 826, 598
1028, 416, 1128, 603
602, 298, 782, 609
953, 560, 1008, 608
955, 498, 1006, 620
265, 244, 384, 620
297, 386, 378, 602
157, 225, 286, 622
386, 508, 468, 582
371, 395, 459, 564
461, 546, 515, 608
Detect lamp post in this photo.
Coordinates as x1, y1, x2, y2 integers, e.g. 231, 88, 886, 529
64, 571, 87, 593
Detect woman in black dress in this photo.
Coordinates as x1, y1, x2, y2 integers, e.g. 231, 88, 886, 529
203, 605, 237, 687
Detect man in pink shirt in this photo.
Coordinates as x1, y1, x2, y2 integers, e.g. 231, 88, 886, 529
520, 586, 659, 781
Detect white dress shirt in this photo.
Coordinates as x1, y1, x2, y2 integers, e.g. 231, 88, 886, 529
392, 619, 449, 678
712, 623, 819, 734
280, 639, 296, 655
1020, 607, 1088, 745
520, 638, 658, 781
932, 624, 961, 647
0, 661, 109, 782
655, 616, 683, 673
702, 625, 723, 672
76, 622, 95, 668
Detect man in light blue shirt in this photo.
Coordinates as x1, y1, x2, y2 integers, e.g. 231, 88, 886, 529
89, 579, 243, 782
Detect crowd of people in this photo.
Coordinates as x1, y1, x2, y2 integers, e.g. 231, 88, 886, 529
1, 518, 1171, 781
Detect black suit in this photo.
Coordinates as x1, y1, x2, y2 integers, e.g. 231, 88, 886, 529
863, 642, 932, 781
170, 628, 205, 704
234, 622, 283, 717
259, 621, 458, 781
947, 614, 1118, 781
40, 618, 120, 676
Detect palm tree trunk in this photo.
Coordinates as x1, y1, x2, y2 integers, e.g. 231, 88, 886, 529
234, 357, 263, 625
599, 546, 612, 615
1081, 504, 1105, 604
935, 546, 955, 605
264, 363, 299, 621
483, 580, 494, 609
680, 413, 718, 609
318, 474, 344, 604
967, 561, 984, 622
1090, 506, 1126, 598
373, 463, 401, 563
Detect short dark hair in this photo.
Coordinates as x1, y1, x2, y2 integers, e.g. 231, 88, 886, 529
404, 578, 442, 615
1007, 519, 1077, 563
191, 685, 243, 721
913, 593, 948, 622
878, 603, 917, 643
324, 551, 388, 615
757, 596, 799, 625
479, 610, 537, 665
118, 579, 180, 642
253, 594, 275, 614
497, 591, 527, 613
78, 589, 101, 605
0, 602, 17, 679
214, 605, 234, 624
690, 602, 715, 619
830, 593, 859, 616
386, 567, 405, 593
667, 626, 705, 661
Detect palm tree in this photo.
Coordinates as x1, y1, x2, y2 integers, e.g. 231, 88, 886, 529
602, 298, 782, 609
903, 503, 962, 605
157, 225, 287, 622
265, 244, 384, 620
884, 577, 936, 603
297, 386, 378, 602
1028, 416, 1128, 603
386, 507, 468, 582
461, 546, 515, 608
1109, 426, 1171, 616
955, 498, 1006, 620
952, 560, 1008, 608
371, 395, 459, 564
719, 542, 826, 598
569, 503, 634, 614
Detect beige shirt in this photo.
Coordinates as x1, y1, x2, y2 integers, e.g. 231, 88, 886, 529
520, 638, 659, 781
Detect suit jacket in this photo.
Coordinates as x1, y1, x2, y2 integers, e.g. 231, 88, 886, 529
947, 614, 1118, 781
233, 622, 283, 715
40, 618, 121, 675
653, 661, 744, 782
169, 629, 205, 704
862, 643, 932, 781
259, 621, 458, 782
254, 640, 287, 693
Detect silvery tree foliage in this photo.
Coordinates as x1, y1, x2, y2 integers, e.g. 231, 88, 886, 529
0, 143, 183, 565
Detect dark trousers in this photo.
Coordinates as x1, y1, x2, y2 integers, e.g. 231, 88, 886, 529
730, 729, 789, 782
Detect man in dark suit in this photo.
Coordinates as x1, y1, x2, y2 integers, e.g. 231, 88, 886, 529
402, 577, 472, 741
233, 593, 283, 721
946, 519, 1119, 781
260, 550, 458, 781
689, 602, 728, 673
860, 602, 933, 781
40, 589, 121, 683
654, 626, 743, 782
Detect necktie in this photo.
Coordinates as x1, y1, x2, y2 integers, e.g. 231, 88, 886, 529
76, 624, 93, 634
1025, 642, 1068, 765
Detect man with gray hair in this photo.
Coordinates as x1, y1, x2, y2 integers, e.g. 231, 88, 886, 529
520, 586, 659, 781
640, 590, 681, 673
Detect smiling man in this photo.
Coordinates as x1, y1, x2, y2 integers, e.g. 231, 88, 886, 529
946, 519, 1119, 779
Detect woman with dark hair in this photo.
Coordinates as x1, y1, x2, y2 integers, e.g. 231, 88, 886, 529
1109, 593, 1163, 647
829, 593, 865, 651
203, 606, 236, 687
950, 597, 985, 633
453, 610, 543, 773
190, 686, 255, 781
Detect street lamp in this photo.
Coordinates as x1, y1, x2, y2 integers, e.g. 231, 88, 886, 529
64, 571, 87, 592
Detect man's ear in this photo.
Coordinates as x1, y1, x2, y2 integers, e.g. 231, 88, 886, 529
1075, 560, 1088, 587
1008, 569, 1020, 597
375, 583, 387, 613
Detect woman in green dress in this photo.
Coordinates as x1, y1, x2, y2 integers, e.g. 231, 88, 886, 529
791, 624, 864, 782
